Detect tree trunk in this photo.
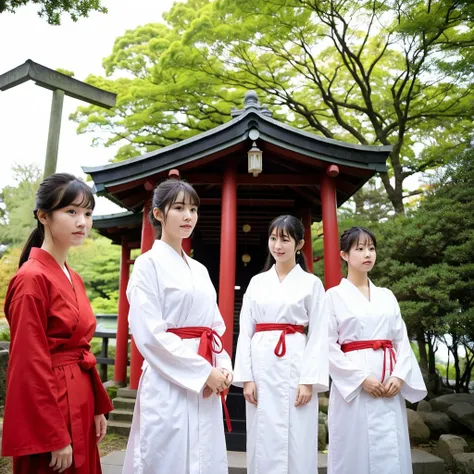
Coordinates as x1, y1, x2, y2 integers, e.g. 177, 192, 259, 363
417, 331, 428, 371
446, 354, 451, 387
453, 350, 461, 393
428, 335, 436, 375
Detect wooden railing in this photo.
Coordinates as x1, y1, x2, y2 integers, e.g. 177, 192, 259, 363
94, 331, 117, 382
94, 314, 130, 382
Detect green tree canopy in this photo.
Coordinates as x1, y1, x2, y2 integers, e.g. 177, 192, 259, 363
68, 232, 121, 306
371, 149, 474, 391
0, 247, 21, 318
73, 0, 474, 214
0, 164, 41, 247
0, 0, 107, 24
71, 20, 247, 162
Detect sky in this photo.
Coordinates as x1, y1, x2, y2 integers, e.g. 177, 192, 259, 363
0, 0, 175, 214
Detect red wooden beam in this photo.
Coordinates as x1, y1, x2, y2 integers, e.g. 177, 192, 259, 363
129, 200, 155, 390
320, 174, 342, 289
185, 173, 322, 186
200, 198, 295, 207
218, 162, 237, 357
114, 236, 131, 385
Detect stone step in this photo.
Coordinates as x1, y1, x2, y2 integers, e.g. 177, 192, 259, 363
107, 420, 132, 437
117, 387, 137, 399
101, 450, 247, 474
109, 409, 134, 423
101, 448, 445, 474
112, 397, 136, 410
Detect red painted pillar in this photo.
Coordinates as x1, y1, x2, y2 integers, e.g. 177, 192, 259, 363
218, 161, 237, 357
321, 167, 342, 289
130, 200, 155, 389
301, 208, 313, 273
182, 237, 192, 256
114, 236, 131, 385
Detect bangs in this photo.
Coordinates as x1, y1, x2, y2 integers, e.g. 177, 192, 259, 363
271, 226, 291, 239
167, 181, 200, 208
52, 179, 95, 211
348, 228, 377, 249
357, 234, 374, 247
268, 216, 296, 241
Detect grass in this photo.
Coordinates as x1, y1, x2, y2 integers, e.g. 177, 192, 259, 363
99, 433, 129, 457
0, 456, 10, 474
0, 433, 129, 474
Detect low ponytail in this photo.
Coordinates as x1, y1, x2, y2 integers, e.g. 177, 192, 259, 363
149, 208, 163, 239
19, 223, 45, 268
295, 249, 309, 272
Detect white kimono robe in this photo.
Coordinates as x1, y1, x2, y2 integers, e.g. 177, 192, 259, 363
233, 264, 329, 474
327, 278, 427, 474
122, 240, 231, 474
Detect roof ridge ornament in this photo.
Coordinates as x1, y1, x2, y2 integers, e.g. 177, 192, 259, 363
230, 90, 272, 117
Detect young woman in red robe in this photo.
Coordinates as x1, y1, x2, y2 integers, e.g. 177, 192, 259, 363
2, 173, 113, 473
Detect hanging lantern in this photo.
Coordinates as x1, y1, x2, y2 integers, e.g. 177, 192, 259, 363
242, 253, 252, 267
242, 223, 252, 233
248, 141, 263, 177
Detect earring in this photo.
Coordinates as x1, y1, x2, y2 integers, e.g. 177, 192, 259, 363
297, 250, 301, 255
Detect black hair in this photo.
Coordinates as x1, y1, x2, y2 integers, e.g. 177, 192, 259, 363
149, 179, 200, 238
262, 215, 308, 272
19, 173, 95, 267
340, 226, 377, 255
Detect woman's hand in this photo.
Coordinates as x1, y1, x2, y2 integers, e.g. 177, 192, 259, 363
94, 414, 107, 443
203, 385, 214, 398
205, 367, 228, 394
50, 444, 73, 472
243, 381, 258, 405
362, 375, 386, 398
203, 368, 233, 398
384, 376, 404, 397
295, 384, 313, 407
219, 368, 233, 387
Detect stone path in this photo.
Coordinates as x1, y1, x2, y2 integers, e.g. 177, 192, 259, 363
101, 449, 444, 474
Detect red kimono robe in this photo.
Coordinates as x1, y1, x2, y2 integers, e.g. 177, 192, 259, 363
2, 248, 113, 473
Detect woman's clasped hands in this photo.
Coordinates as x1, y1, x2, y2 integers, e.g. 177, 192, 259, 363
203, 367, 233, 398
362, 375, 404, 398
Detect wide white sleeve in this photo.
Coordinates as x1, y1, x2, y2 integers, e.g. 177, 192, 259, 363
212, 303, 233, 374
299, 278, 329, 392
327, 291, 368, 402
232, 287, 256, 387
389, 290, 428, 403
127, 257, 212, 394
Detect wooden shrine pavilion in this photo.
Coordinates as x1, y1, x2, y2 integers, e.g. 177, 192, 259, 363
85, 91, 391, 447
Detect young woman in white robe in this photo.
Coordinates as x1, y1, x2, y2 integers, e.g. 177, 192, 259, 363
122, 179, 233, 474
327, 227, 427, 474
234, 215, 329, 474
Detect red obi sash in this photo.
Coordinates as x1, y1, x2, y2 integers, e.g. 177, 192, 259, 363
340, 339, 396, 382
50, 349, 99, 468
255, 323, 305, 357
167, 326, 232, 432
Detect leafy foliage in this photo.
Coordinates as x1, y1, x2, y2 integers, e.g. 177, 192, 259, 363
68, 231, 121, 309
371, 150, 474, 391
0, 0, 107, 25
73, 0, 474, 213
0, 164, 41, 247
0, 247, 21, 318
